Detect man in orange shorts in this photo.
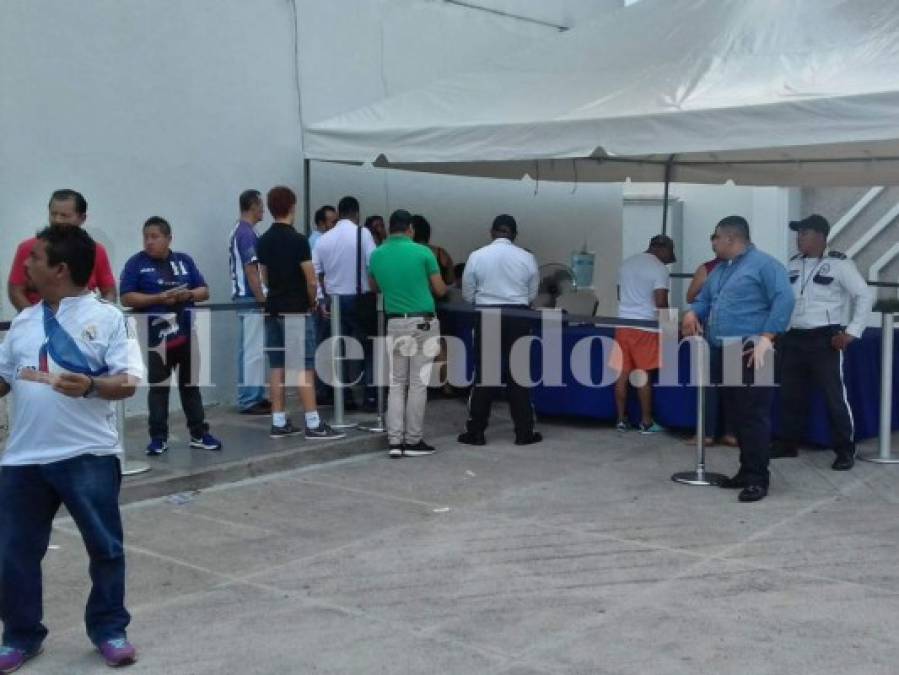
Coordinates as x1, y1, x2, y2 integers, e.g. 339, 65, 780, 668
614, 235, 675, 433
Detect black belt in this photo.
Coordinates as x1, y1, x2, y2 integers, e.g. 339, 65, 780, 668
386, 312, 435, 319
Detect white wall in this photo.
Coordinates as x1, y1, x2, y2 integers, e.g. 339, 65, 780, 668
1, 0, 627, 412
0, 0, 303, 410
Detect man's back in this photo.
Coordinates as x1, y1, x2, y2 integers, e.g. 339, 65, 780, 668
369, 236, 438, 315
463, 239, 538, 306
312, 220, 376, 295
256, 223, 311, 315
618, 252, 669, 321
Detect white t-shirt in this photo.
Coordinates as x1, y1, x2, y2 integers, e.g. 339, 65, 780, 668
312, 219, 376, 295
618, 252, 669, 325
0, 295, 146, 466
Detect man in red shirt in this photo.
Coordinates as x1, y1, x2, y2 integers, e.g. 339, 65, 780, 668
7, 189, 117, 311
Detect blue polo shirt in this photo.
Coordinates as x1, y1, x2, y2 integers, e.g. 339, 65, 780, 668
690, 244, 794, 346
119, 250, 207, 347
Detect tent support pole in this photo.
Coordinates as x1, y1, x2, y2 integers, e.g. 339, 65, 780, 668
661, 155, 675, 236
303, 158, 312, 236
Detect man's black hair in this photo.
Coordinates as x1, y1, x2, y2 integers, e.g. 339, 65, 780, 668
143, 216, 172, 237
389, 209, 412, 234
48, 189, 87, 215
36, 225, 96, 286
239, 189, 262, 212
315, 205, 336, 225
338, 195, 360, 219
491, 214, 517, 238
411, 214, 431, 243
716, 215, 751, 241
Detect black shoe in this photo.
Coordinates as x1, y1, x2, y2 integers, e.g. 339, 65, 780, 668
388, 444, 404, 458
769, 440, 799, 458
832, 448, 856, 471
719, 474, 749, 489
270, 421, 303, 438
514, 432, 543, 446
738, 485, 768, 502
305, 421, 346, 440
240, 400, 272, 415
457, 431, 486, 446
403, 440, 436, 457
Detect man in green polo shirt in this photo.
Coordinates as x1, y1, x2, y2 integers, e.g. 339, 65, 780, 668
369, 209, 447, 457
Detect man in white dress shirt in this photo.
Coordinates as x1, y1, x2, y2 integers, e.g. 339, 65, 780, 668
0, 226, 144, 671
312, 196, 378, 410
459, 214, 541, 446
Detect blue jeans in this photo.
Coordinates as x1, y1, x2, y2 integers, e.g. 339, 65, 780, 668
236, 300, 266, 409
0, 454, 130, 651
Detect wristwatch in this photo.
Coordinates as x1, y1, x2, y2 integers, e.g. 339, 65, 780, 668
82, 376, 96, 398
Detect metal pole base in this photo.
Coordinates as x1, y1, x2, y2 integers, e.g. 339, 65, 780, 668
122, 461, 152, 476
329, 420, 359, 430
671, 471, 728, 486
356, 417, 386, 433
858, 453, 899, 464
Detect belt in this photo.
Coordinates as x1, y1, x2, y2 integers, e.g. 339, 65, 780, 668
386, 312, 435, 319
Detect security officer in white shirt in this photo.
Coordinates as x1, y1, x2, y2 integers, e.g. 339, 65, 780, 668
459, 214, 541, 446
773, 214, 874, 470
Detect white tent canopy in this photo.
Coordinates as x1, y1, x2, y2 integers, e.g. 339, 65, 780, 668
304, 0, 899, 186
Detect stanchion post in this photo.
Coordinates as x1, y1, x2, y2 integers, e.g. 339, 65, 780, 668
117, 400, 151, 477
860, 311, 899, 463
358, 294, 386, 433
328, 294, 357, 429
672, 337, 727, 486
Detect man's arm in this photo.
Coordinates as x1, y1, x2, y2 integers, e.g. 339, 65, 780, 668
243, 262, 266, 303
368, 274, 380, 294
52, 372, 137, 400
429, 273, 447, 298
653, 289, 670, 309
842, 260, 875, 339
302, 261, 317, 308
760, 260, 796, 336
461, 256, 477, 303
686, 263, 708, 303
121, 290, 178, 309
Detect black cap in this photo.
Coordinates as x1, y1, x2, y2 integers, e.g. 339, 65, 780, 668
789, 214, 830, 236
649, 234, 677, 262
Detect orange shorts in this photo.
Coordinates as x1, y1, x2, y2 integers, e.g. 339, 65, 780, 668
612, 328, 661, 373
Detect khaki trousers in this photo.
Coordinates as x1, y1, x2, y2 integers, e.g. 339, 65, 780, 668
386, 317, 440, 444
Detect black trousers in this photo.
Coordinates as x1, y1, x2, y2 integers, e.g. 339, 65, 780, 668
466, 306, 534, 438
147, 341, 208, 440
713, 347, 774, 487
779, 326, 854, 455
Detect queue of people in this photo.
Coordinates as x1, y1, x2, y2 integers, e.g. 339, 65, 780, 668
0, 187, 879, 671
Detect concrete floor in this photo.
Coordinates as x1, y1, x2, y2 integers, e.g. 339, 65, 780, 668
22, 399, 899, 674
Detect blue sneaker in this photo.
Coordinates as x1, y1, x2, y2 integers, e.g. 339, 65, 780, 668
190, 432, 222, 451
615, 420, 629, 432
639, 421, 665, 435
0, 645, 42, 673
145, 438, 168, 456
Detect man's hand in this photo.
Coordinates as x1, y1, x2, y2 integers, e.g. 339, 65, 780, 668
744, 334, 774, 369
681, 311, 703, 337
52, 373, 92, 398
175, 289, 194, 303
831, 332, 856, 351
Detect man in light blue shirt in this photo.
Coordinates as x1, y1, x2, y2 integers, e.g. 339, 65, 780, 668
682, 215, 794, 503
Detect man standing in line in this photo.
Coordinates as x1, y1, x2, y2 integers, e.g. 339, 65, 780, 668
256, 186, 344, 440
312, 196, 378, 411
772, 214, 873, 470
229, 189, 271, 415
682, 216, 794, 503
7, 190, 117, 311
458, 214, 541, 446
369, 210, 447, 457
614, 234, 676, 434
309, 205, 337, 405
0, 226, 144, 670
308, 204, 337, 250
